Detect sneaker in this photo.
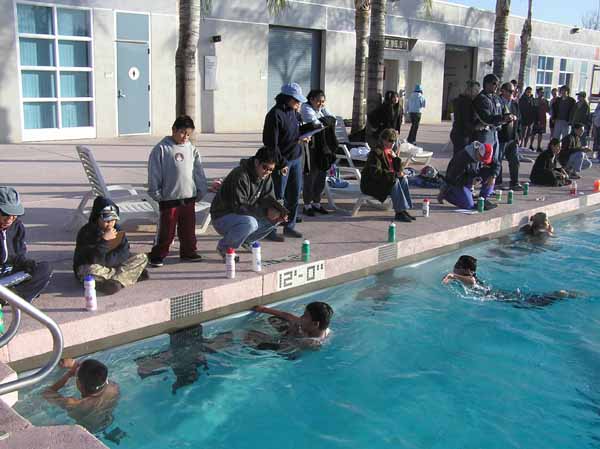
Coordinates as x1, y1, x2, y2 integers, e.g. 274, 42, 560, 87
483, 199, 498, 211
404, 210, 417, 221
138, 269, 150, 281
266, 230, 285, 242
241, 242, 252, 251
216, 245, 240, 262
312, 205, 330, 215
149, 257, 164, 268
283, 227, 303, 238
296, 216, 303, 223
303, 206, 315, 217
96, 279, 123, 295
394, 211, 412, 223
510, 183, 524, 191
181, 253, 203, 262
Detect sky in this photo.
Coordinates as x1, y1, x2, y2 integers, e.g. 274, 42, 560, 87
445, 0, 599, 28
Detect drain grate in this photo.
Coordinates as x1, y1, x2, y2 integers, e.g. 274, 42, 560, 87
377, 244, 398, 264
170, 291, 203, 320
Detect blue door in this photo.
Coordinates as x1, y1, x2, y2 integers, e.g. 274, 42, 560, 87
116, 13, 150, 135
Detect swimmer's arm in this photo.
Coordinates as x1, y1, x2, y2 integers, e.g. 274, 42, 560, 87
442, 273, 476, 286
253, 305, 299, 323
43, 359, 81, 408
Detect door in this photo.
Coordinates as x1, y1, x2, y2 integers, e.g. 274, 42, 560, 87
116, 12, 150, 135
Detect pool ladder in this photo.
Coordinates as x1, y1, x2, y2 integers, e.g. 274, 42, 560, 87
0, 285, 63, 395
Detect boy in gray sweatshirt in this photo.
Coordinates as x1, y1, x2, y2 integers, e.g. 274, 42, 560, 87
147, 116, 208, 267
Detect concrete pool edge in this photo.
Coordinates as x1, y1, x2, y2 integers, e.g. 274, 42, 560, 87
7, 192, 600, 374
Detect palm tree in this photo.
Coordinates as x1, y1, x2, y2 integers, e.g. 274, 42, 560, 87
493, 0, 511, 81
517, 0, 532, 90
351, 1, 371, 133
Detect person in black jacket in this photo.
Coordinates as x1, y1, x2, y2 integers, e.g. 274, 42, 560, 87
552, 85, 576, 140
559, 123, 592, 178
518, 87, 536, 149
210, 147, 286, 260
450, 80, 480, 154
530, 138, 569, 186
497, 82, 522, 190
0, 186, 52, 302
73, 197, 148, 295
367, 91, 404, 148
360, 128, 415, 222
263, 83, 307, 241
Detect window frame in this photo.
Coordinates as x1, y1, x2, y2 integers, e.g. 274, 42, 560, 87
14, 0, 95, 140
535, 55, 554, 99
579, 61, 589, 94
558, 58, 574, 89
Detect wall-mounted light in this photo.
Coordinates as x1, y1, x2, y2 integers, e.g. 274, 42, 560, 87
570, 27, 580, 34
485, 59, 493, 67
211, 35, 222, 43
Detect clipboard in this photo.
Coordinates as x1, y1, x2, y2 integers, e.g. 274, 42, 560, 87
298, 126, 326, 141
106, 231, 125, 251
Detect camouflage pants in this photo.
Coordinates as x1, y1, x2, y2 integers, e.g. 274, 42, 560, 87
77, 253, 148, 287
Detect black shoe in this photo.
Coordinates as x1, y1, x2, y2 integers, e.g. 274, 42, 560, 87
312, 205, 330, 215
303, 207, 315, 217
149, 257, 164, 268
404, 211, 416, 221
510, 183, 524, 192
96, 279, 123, 295
296, 216, 303, 223
216, 246, 240, 262
138, 269, 150, 281
394, 211, 412, 223
181, 253, 203, 262
266, 230, 285, 242
283, 227, 303, 238
483, 199, 498, 211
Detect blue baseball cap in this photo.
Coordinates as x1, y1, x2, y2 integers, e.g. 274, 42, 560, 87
280, 83, 307, 103
414, 84, 423, 93
0, 187, 24, 216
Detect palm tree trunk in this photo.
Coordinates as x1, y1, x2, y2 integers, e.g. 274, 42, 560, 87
517, 0, 532, 90
351, 1, 370, 133
367, 0, 387, 114
493, 0, 511, 81
175, 0, 201, 120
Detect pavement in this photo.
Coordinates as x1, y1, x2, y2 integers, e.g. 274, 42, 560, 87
2, 123, 600, 369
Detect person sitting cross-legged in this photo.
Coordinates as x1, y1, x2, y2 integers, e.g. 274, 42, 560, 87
210, 146, 287, 260
559, 123, 593, 179
73, 196, 149, 295
360, 128, 416, 223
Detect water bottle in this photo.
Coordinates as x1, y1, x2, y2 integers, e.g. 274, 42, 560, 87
507, 189, 514, 204
388, 222, 396, 243
477, 196, 485, 213
422, 199, 430, 217
251, 242, 262, 272
226, 248, 236, 279
570, 181, 578, 196
84, 275, 97, 312
523, 182, 529, 196
302, 240, 311, 262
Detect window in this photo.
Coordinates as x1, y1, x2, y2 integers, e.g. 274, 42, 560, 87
536, 56, 554, 98
16, 3, 93, 138
579, 61, 589, 93
559, 58, 574, 88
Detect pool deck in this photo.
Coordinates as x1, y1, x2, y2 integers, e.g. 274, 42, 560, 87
2, 123, 600, 447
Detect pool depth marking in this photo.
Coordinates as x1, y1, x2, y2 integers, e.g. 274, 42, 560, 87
277, 261, 326, 291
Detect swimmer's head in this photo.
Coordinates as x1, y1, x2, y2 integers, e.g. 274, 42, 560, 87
303, 302, 334, 332
76, 359, 108, 397
530, 212, 550, 233
454, 255, 477, 277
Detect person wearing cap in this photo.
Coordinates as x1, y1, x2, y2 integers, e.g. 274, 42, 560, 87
551, 85, 576, 141
0, 186, 52, 302
497, 82, 523, 191
450, 80, 480, 155
559, 123, 592, 179
406, 84, 426, 144
262, 82, 307, 240
73, 196, 149, 295
438, 141, 498, 210
573, 91, 591, 146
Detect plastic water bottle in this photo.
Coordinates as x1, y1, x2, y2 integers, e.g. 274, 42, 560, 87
388, 222, 396, 243
570, 181, 578, 196
84, 275, 97, 312
477, 196, 485, 213
302, 240, 311, 262
507, 189, 514, 204
226, 248, 236, 279
422, 199, 430, 217
523, 182, 529, 196
251, 242, 262, 272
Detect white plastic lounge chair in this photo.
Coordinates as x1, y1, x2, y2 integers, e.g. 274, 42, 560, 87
396, 141, 434, 166
324, 178, 392, 217
69, 145, 211, 234
334, 116, 370, 179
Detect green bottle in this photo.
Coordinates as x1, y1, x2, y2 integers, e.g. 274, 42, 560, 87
388, 222, 396, 243
0, 305, 4, 334
302, 240, 310, 262
508, 189, 514, 204
523, 182, 529, 196
477, 197, 485, 213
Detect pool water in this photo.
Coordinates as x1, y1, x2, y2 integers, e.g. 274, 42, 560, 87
15, 211, 600, 449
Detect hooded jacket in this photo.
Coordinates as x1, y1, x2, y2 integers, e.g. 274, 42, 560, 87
262, 94, 302, 169
360, 146, 399, 202
73, 197, 130, 274
0, 219, 29, 272
210, 157, 277, 220
444, 144, 500, 187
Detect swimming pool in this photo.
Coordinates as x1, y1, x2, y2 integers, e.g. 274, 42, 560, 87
15, 211, 600, 449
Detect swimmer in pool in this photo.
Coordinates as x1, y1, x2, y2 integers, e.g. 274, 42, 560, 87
520, 212, 554, 237
246, 301, 334, 351
442, 255, 480, 287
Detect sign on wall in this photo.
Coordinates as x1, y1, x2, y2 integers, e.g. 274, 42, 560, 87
204, 56, 218, 90
384, 36, 409, 51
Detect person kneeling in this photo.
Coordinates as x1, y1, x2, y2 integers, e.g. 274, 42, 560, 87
210, 146, 287, 260
73, 197, 148, 295
0, 186, 52, 302
360, 128, 415, 222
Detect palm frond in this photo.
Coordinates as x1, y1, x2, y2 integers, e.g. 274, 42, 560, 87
200, 0, 212, 16
267, 0, 290, 15
422, 0, 433, 16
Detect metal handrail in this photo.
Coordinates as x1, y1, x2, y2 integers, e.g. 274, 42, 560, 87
0, 285, 63, 395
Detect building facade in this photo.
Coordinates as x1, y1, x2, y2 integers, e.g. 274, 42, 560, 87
1, 0, 599, 142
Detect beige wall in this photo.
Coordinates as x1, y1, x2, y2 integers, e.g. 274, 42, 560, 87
322, 31, 355, 121
0, 0, 22, 143
92, 10, 116, 138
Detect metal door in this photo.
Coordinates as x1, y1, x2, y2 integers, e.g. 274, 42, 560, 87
117, 41, 149, 134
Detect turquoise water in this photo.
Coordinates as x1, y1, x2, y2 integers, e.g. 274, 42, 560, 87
15, 211, 600, 449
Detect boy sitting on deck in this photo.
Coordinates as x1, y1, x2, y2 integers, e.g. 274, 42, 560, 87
247, 301, 334, 351
43, 358, 120, 435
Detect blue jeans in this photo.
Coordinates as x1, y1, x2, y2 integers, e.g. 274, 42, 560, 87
552, 120, 570, 141
566, 151, 592, 173
272, 156, 303, 230
391, 176, 413, 212
212, 214, 277, 251
444, 171, 495, 210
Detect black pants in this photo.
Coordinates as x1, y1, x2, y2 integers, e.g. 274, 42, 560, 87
450, 131, 470, 155
407, 113, 421, 144
9, 261, 52, 302
497, 140, 520, 185
303, 169, 327, 206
